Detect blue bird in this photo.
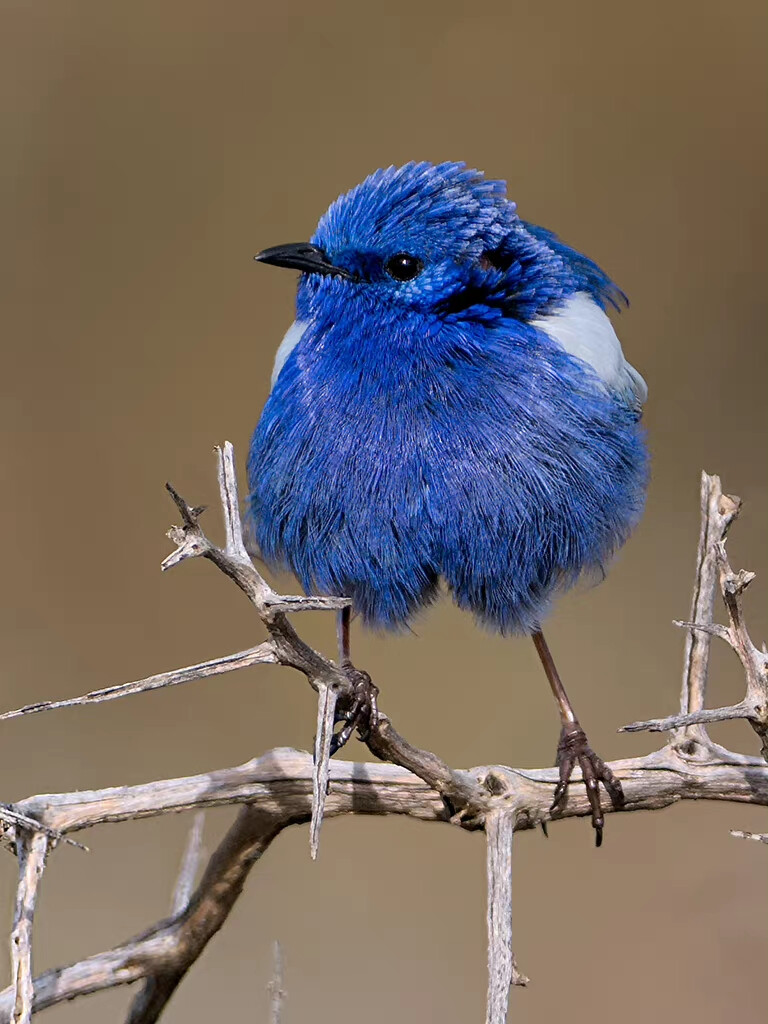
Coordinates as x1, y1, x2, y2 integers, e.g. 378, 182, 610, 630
249, 162, 648, 843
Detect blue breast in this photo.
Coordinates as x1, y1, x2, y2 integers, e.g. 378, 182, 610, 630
247, 305, 647, 634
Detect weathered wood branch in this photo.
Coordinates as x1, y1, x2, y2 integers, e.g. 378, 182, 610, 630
622, 474, 768, 757
1, 805, 281, 1024
8, 833, 49, 1024
676, 475, 741, 741
485, 809, 528, 1021
1, 455, 764, 1023
8, 745, 764, 842
0, 741, 765, 1022
267, 941, 286, 1024
0, 645, 277, 724
730, 829, 768, 844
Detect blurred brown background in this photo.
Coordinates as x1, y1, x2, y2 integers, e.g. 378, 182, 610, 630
1, 2, 766, 1021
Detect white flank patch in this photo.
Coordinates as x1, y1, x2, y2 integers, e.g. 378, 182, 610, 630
531, 292, 647, 409
271, 319, 309, 387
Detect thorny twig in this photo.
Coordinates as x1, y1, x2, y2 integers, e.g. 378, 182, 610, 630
0, 453, 764, 1024
0, 647, 277, 724
0, 805, 85, 854
171, 812, 205, 918
730, 830, 768, 844
9, 832, 49, 1024
268, 941, 285, 1024
622, 473, 768, 760
311, 684, 338, 860
0, 744, 764, 1022
675, 477, 741, 744
486, 809, 528, 1024
162, 444, 352, 859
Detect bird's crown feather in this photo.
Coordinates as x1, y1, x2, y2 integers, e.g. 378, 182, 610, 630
313, 161, 518, 260
301, 161, 622, 321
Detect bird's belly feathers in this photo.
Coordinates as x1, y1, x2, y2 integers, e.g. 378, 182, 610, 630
248, 325, 647, 633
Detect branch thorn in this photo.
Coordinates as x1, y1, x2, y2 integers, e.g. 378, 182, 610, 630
310, 683, 338, 860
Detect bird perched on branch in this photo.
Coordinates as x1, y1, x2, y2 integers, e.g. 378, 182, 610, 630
249, 162, 648, 843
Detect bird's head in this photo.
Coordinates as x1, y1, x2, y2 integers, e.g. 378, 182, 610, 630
255, 162, 620, 323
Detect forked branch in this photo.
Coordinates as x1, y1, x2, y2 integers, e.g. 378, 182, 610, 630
0, 457, 764, 1024
622, 473, 768, 758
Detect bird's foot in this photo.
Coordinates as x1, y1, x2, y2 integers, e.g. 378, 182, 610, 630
551, 722, 624, 846
330, 663, 380, 756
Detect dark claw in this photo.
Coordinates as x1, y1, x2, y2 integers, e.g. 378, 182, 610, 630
329, 719, 354, 757
550, 723, 624, 846
329, 665, 380, 756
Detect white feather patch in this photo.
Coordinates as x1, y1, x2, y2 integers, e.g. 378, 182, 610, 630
271, 319, 308, 387
531, 292, 647, 408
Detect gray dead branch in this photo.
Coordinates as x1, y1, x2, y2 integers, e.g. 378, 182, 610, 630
0, 455, 764, 1024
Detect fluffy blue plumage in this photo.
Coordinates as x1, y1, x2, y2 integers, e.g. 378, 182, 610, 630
248, 162, 648, 633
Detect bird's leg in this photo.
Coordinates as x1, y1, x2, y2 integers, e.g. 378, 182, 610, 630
531, 630, 624, 846
330, 605, 379, 755
336, 603, 353, 668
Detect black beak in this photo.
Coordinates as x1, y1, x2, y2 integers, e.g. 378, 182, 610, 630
254, 242, 353, 280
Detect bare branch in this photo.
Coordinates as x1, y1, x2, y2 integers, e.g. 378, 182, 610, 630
485, 809, 527, 1024
0, 806, 85, 854
263, 594, 351, 614
267, 941, 285, 1024
1, 449, 764, 1020
675, 473, 741, 744
715, 544, 768, 758
123, 972, 184, 1024
622, 473, 768, 757
0, 742, 763, 1020
365, 713, 481, 815
217, 441, 252, 563
14, 745, 768, 841
160, 445, 351, 700
9, 832, 49, 1024
161, 484, 212, 572
171, 813, 205, 917
0, 645, 276, 724
673, 620, 731, 641
0, 807, 279, 1024
0, 747, 765, 1020
310, 684, 338, 860
621, 701, 754, 734
730, 830, 768, 844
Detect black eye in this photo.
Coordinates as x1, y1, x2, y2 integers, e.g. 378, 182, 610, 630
384, 252, 424, 282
